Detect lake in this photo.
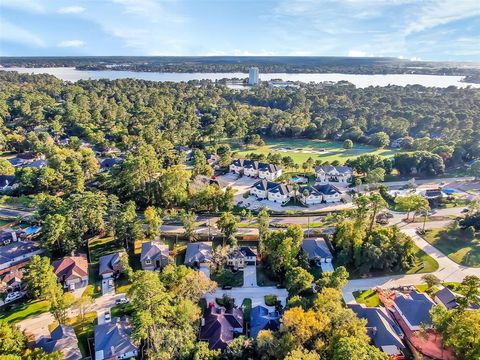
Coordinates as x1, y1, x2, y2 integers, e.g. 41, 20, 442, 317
2, 66, 480, 88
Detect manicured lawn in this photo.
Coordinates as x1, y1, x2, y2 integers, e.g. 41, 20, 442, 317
211, 268, 244, 287
353, 289, 381, 307
423, 228, 480, 267
406, 244, 440, 274
88, 236, 122, 263
256, 265, 278, 287
231, 138, 401, 166
0, 299, 50, 323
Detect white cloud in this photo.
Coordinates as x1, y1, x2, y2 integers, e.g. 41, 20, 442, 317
58, 40, 86, 48
348, 49, 372, 57
0, 0, 45, 13
57, 6, 85, 14
404, 0, 480, 35
0, 19, 45, 47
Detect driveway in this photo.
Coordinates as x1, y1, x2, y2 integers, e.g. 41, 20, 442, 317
243, 266, 257, 287
199, 265, 210, 278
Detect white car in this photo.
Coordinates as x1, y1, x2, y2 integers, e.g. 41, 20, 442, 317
104, 311, 111, 323
5, 291, 24, 303
115, 297, 129, 305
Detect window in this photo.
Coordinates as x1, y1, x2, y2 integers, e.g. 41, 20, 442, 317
145, 258, 151, 265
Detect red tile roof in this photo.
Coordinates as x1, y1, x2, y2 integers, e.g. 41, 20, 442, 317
52, 256, 88, 281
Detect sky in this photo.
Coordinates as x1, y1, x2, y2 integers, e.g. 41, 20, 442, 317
0, 0, 479, 61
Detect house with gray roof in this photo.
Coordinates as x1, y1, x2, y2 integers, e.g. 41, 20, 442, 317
94, 317, 138, 360
349, 304, 405, 357
434, 287, 460, 310
230, 159, 282, 180
298, 184, 342, 205
184, 242, 212, 268
0, 241, 44, 276
301, 238, 333, 263
392, 290, 435, 331
140, 241, 169, 271
199, 306, 244, 350
37, 325, 82, 360
315, 165, 352, 184
99, 251, 126, 279
250, 306, 281, 338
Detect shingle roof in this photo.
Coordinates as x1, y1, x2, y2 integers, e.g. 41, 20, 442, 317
258, 163, 280, 173
315, 165, 352, 174
101, 158, 122, 168
268, 183, 292, 195
301, 238, 333, 260
184, 242, 213, 266
37, 325, 82, 360
252, 180, 280, 192
25, 159, 47, 169
243, 160, 259, 170
250, 306, 281, 338
349, 304, 405, 354
52, 256, 88, 281
434, 287, 459, 310
199, 307, 243, 350
94, 317, 137, 359
140, 241, 169, 262
239, 246, 256, 257
0, 241, 42, 267
314, 184, 341, 195
394, 291, 435, 327
98, 252, 125, 276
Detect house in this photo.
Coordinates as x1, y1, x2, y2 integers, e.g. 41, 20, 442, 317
226, 246, 256, 269
301, 238, 333, 263
424, 188, 443, 199
206, 154, 220, 168
100, 157, 122, 170
230, 159, 282, 180
140, 241, 169, 271
0, 175, 17, 192
0, 229, 19, 246
392, 291, 435, 331
267, 183, 293, 204
37, 325, 82, 360
98, 251, 125, 279
258, 163, 282, 181
315, 165, 352, 184
250, 305, 281, 338
184, 242, 213, 268
0, 241, 44, 276
434, 287, 459, 310
349, 304, 405, 358
250, 179, 281, 199
298, 184, 342, 205
52, 256, 88, 291
1, 269, 24, 293
94, 317, 138, 360
199, 306, 244, 350
25, 159, 47, 169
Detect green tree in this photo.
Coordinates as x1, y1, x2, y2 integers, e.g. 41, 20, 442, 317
365, 167, 385, 185
0, 158, 15, 175
39, 213, 67, 253
285, 266, 314, 296
257, 208, 270, 254
181, 211, 197, 241
333, 336, 387, 360
0, 320, 26, 356
217, 212, 239, 246
316, 266, 349, 290
23, 255, 57, 300
468, 160, 480, 180
343, 139, 353, 150
370, 132, 390, 148
116, 201, 143, 251
422, 274, 441, 289
144, 206, 162, 240
49, 284, 75, 324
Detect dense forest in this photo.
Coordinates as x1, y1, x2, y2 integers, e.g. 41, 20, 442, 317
1, 70, 479, 160
1, 56, 479, 78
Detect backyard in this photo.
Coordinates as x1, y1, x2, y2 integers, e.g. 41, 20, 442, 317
423, 227, 480, 267
231, 138, 401, 166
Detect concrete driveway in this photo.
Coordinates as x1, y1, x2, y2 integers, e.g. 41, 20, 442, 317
243, 266, 257, 287
205, 286, 288, 308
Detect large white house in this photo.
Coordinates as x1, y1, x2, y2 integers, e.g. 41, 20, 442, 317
250, 179, 293, 204
298, 184, 342, 205
230, 159, 282, 181
315, 165, 352, 184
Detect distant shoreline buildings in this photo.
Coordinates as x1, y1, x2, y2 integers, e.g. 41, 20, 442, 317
248, 67, 259, 85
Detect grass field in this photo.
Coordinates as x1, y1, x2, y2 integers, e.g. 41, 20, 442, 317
232, 138, 401, 165
353, 289, 381, 307
0, 299, 50, 323
423, 228, 480, 267
407, 244, 440, 274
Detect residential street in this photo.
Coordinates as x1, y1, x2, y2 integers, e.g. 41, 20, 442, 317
0, 207, 33, 219
204, 286, 288, 308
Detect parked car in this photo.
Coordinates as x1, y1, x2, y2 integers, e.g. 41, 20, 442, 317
104, 311, 111, 323
461, 208, 469, 213
221, 285, 232, 290
115, 298, 129, 305
5, 291, 24, 303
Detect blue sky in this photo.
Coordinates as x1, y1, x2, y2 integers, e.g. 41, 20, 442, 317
0, 0, 479, 61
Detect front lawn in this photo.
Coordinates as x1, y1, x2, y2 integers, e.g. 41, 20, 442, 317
0, 299, 50, 323
211, 268, 244, 287
68, 312, 97, 358
88, 236, 122, 263
406, 244, 440, 274
353, 289, 381, 307
423, 228, 480, 267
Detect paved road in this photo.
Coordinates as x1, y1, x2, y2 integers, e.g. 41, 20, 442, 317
342, 228, 480, 303
243, 265, 257, 288
0, 207, 33, 219
17, 292, 125, 340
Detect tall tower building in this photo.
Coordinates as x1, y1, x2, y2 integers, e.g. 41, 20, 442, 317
248, 67, 259, 85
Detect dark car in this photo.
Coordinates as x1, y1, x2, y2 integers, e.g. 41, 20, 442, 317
461, 208, 469, 213
221, 285, 232, 290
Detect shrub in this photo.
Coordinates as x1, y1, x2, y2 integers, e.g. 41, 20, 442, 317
264, 294, 278, 306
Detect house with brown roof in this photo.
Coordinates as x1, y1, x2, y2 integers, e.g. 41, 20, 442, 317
199, 306, 244, 350
52, 256, 88, 291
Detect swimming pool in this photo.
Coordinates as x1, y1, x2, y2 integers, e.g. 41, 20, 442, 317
23, 226, 41, 235
442, 188, 458, 195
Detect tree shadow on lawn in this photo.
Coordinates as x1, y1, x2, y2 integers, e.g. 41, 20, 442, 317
427, 228, 480, 268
